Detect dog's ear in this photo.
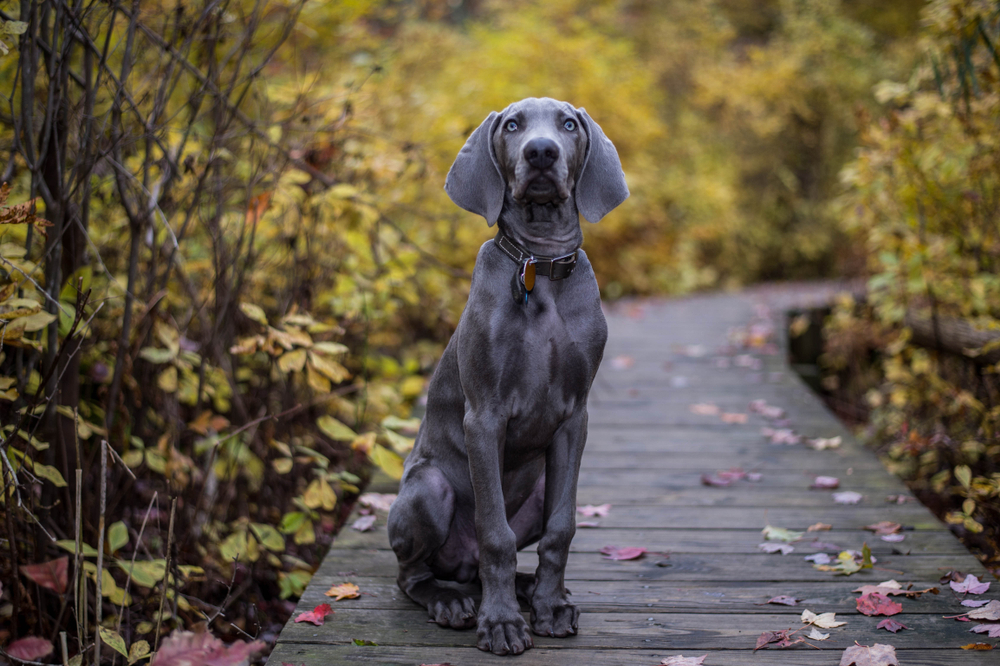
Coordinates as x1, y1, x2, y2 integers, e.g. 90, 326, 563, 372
575, 108, 629, 223
444, 110, 505, 226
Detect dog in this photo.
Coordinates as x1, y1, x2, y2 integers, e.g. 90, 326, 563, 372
387, 97, 628, 655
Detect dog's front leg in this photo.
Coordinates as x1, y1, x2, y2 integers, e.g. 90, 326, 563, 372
465, 410, 534, 656
530, 408, 586, 637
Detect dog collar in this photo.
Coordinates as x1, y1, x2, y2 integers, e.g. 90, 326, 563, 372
494, 231, 578, 305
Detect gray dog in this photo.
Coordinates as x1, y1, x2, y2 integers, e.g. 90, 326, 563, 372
387, 97, 628, 656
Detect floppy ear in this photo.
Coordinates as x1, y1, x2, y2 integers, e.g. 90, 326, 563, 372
444, 110, 505, 226
575, 108, 629, 223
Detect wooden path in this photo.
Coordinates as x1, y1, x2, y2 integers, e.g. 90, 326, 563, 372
270, 286, 996, 665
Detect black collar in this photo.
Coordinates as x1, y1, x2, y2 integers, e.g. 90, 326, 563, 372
494, 231, 579, 281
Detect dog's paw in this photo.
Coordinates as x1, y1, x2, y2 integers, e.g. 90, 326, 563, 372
530, 598, 579, 638
476, 610, 533, 655
427, 589, 476, 629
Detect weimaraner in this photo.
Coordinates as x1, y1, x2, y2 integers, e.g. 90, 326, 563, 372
387, 97, 628, 655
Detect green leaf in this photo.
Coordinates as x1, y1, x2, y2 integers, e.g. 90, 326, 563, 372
311, 341, 349, 355
278, 348, 308, 373
139, 347, 176, 364
279, 511, 306, 534
33, 463, 67, 487
3, 20, 28, 36
761, 525, 803, 543
317, 415, 357, 441
381, 415, 421, 433
107, 521, 129, 553
99, 627, 128, 659
250, 522, 286, 552
352, 638, 378, 646
57, 540, 99, 557
955, 464, 972, 490
128, 639, 150, 664
117, 559, 166, 588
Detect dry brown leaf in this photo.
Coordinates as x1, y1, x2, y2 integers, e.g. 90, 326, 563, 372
807, 522, 832, 532
325, 582, 360, 601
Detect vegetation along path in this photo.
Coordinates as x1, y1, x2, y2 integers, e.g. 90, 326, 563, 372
270, 285, 997, 665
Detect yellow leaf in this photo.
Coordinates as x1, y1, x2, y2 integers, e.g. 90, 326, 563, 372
351, 432, 376, 454
293, 519, 315, 545
306, 362, 332, 393
302, 478, 336, 511
157, 366, 178, 392
381, 428, 414, 455
99, 627, 128, 658
128, 640, 150, 665
309, 352, 351, 383
317, 415, 357, 441
273, 458, 293, 474
33, 463, 67, 487
239, 302, 268, 325
278, 348, 308, 373
312, 341, 349, 356
369, 445, 404, 480
324, 582, 360, 601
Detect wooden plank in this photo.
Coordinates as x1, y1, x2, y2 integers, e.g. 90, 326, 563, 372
311, 549, 987, 582
275, 608, 986, 651
293, 578, 961, 614
269, 644, 996, 666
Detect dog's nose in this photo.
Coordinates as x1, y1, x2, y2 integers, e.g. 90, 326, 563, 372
524, 138, 559, 170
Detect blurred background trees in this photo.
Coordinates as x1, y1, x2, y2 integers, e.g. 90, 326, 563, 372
0, 0, 997, 662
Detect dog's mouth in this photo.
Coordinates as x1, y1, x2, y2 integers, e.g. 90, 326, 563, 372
513, 173, 570, 205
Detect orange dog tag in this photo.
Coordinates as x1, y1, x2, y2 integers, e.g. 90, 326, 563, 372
521, 260, 536, 291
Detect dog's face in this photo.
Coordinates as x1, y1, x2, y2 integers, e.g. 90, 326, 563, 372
492, 98, 587, 207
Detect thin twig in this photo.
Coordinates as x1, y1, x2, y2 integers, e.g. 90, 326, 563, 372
93, 441, 108, 666
154, 497, 176, 652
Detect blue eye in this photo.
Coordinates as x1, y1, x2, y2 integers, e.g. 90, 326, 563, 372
506, 120, 518, 132
564, 119, 576, 131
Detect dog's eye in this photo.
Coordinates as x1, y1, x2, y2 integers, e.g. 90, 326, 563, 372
505, 120, 518, 132
564, 120, 576, 131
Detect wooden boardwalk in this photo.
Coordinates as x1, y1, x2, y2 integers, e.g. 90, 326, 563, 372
270, 286, 996, 665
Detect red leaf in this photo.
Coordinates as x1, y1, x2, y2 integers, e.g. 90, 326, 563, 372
811, 476, 840, 489
599, 546, 646, 560
6, 636, 54, 661
700, 473, 732, 487
839, 643, 899, 666
294, 603, 334, 626
876, 618, 908, 633
856, 592, 902, 617
754, 629, 803, 651
951, 574, 990, 594
149, 630, 265, 666
21, 557, 69, 594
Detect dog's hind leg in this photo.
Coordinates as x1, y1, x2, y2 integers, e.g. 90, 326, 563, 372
388, 463, 477, 629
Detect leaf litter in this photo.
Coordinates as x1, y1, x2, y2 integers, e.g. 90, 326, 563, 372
839, 642, 899, 666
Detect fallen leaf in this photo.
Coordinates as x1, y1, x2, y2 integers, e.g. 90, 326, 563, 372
148, 631, 265, 666
833, 491, 863, 504
762, 525, 804, 542
746, 472, 763, 482
761, 427, 801, 444
20, 557, 69, 594
759, 542, 794, 555
962, 599, 991, 607
576, 521, 601, 528
863, 521, 901, 535
805, 553, 831, 564
766, 595, 800, 606
294, 603, 334, 625
357, 493, 395, 512
802, 609, 847, 628
811, 476, 840, 489
807, 523, 832, 532
701, 473, 733, 487
600, 546, 646, 561
577, 504, 611, 517
839, 642, 899, 666
351, 515, 376, 532
857, 593, 902, 617
880, 534, 905, 542
808, 436, 842, 450
852, 582, 937, 598
610, 355, 634, 369
967, 600, 1000, 620
960, 643, 994, 650
690, 403, 720, 416
660, 656, 708, 665
754, 629, 803, 651
6, 636, 54, 661
951, 574, 990, 595
970, 625, 1000, 638
876, 618, 908, 633
721, 412, 748, 424
749, 399, 785, 419
807, 628, 830, 640
325, 583, 360, 601
352, 638, 377, 646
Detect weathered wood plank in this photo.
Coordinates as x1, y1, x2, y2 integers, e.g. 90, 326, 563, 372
293, 578, 962, 614
276, 608, 987, 651
310, 549, 986, 582
268, 644, 995, 666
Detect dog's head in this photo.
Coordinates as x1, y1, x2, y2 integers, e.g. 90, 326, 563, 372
445, 97, 629, 226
